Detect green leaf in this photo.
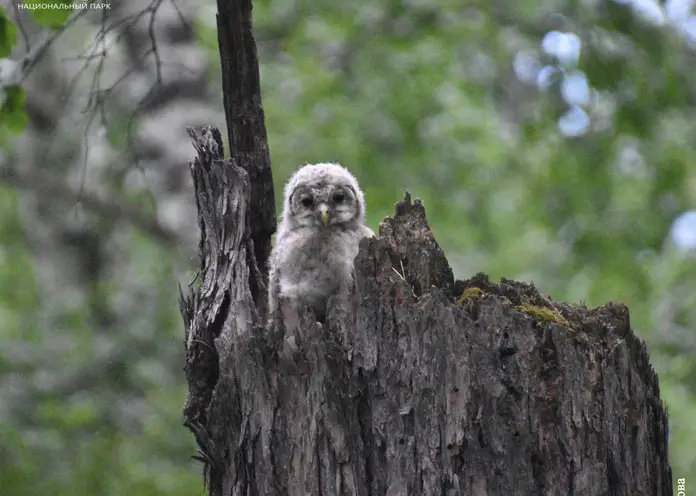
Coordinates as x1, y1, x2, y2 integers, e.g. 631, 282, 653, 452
25, 0, 73, 29
0, 6, 18, 58
0, 86, 28, 136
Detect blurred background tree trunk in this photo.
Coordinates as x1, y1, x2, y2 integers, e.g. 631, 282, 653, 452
180, 0, 672, 494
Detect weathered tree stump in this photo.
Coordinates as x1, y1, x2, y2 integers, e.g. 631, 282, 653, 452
180, 0, 672, 494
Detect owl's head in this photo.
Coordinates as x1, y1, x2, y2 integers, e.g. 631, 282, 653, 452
283, 163, 367, 229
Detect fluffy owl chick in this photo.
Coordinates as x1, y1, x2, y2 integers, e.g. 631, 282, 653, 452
268, 163, 375, 322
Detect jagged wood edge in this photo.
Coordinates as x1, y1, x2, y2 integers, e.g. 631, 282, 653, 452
180, 125, 249, 491
180, 0, 277, 492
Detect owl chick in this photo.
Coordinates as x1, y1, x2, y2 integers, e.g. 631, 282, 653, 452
268, 163, 375, 323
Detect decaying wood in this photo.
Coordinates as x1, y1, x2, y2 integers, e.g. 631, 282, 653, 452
180, 125, 254, 491
180, 0, 672, 494
216, 0, 276, 309
181, 0, 275, 490
181, 152, 672, 493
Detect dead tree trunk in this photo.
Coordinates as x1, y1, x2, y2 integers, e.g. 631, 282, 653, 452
180, 0, 672, 494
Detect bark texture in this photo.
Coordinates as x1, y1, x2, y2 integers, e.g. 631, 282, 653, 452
216, 0, 276, 309
182, 159, 672, 494
180, 0, 672, 494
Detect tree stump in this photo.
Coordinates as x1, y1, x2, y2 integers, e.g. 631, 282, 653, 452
180, 0, 671, 494
180, 130, 671, 494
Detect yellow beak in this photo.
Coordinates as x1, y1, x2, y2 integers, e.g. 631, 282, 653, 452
320, 211, 329, 226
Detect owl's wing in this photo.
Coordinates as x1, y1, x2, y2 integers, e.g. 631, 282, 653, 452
267, 242, 282, 321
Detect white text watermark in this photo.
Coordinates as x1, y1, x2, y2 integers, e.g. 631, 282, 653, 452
16, 3, 111, 10
677, 477, 686, 496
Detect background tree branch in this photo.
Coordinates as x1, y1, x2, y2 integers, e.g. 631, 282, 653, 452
0, 163, 181, 245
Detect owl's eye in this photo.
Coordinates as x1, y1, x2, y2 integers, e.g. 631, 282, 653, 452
301, 197, 314, 208
332, 192, 345, 203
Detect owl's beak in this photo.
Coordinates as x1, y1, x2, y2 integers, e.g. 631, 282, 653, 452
318, 204, 329, 226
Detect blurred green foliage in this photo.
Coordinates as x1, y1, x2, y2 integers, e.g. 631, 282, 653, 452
2, 0, 696, 493
0, 86, 29, 136
0, 6, 27, 143
0, 6, 18, 57
23, 1, 73, 29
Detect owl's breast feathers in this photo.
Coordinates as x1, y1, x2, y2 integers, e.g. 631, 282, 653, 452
275, 227, 370, 304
